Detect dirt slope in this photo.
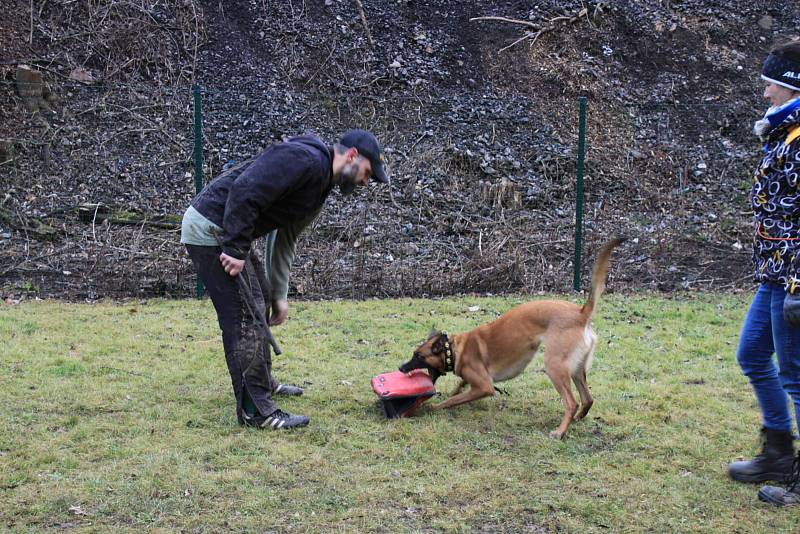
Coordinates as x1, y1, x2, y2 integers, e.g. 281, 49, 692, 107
1, 1, 799, 300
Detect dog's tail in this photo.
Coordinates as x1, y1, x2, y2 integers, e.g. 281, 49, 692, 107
581, 237, 626, 320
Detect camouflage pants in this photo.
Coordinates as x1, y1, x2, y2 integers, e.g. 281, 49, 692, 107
186, 244, 278, 424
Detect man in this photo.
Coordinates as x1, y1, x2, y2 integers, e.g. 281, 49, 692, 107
181, 129, 389, 429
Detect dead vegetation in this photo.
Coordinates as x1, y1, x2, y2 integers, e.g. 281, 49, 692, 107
471, 2, 608, 53
0, 0, 798, 300
26, 0, 207, 85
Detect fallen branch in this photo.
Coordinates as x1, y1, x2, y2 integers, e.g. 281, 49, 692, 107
353, 0, 375, 47
0, 206, 58, 240
468, 16, 541, 31
471, 3, 605, 53
77, 203, 181, 230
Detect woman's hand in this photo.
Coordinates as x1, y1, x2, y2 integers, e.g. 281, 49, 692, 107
784, 291, 800, 327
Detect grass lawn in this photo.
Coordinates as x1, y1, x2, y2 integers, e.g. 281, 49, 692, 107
0, 292, 796, 533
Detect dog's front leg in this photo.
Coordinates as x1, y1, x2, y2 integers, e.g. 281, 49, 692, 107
431, 368, 494, 410
450, 379, 466, 396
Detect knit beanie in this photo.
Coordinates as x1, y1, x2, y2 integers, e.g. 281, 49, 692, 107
762, 48, 800, 92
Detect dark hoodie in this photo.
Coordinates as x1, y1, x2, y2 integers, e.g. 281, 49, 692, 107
191, 135, 334, 259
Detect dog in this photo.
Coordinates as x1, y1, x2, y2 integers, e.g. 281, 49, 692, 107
399, 237, 625, 439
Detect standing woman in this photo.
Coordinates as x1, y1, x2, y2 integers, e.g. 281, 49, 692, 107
727, 40, 800, 507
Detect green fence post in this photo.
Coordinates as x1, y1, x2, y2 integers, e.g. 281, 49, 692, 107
573, 96, 587, 292
193, 84, 204, 298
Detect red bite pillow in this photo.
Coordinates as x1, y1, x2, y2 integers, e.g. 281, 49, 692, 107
371, 370, 436, 418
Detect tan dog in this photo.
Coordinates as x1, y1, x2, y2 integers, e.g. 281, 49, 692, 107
399, 238, 625, 439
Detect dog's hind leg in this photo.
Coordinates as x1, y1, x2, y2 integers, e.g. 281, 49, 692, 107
573, 331, 598, 420
572, 368, 593, 421
544, 350, 579, 440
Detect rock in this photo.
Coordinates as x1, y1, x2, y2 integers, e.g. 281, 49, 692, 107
15, 66, 55, 115
402, 243, 419, 255
0, 141, 15, 163
757, 15, 773, 30
68, 67, 95, 83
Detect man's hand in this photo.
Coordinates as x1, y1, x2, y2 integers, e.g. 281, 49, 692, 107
219, 252, 245, 277
784, 290, 800, 327
270, 298, 289, 326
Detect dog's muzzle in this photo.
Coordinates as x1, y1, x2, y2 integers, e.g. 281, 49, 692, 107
399, 354, 424, 374
398, 361, 414, 373
399, 354, 442, 383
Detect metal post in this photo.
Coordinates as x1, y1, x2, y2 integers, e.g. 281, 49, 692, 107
573, 96, 587, 292
193, 84, 204, 298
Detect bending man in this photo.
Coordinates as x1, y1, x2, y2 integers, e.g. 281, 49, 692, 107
181, 130, 389, 429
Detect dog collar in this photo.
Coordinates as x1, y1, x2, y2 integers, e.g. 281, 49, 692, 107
441, 332, 455, 373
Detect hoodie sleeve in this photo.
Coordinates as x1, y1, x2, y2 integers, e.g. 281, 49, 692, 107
270, 207, 322, 300
220, 144, 313, 259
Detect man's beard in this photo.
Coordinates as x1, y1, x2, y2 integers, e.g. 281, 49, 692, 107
338, 163, 359, 196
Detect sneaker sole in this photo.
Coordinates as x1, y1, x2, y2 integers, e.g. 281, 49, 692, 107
265, 421, 309, 429
260, 417, 310, 430
274, 385, 304, 396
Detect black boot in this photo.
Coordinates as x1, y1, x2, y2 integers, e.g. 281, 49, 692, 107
758, 452, 800, 507
729, 427, 795, 483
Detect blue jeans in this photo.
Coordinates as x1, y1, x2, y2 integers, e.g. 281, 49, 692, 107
736, 283, 800, 432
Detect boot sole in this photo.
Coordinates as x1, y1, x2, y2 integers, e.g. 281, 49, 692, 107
729, 471, 789, 483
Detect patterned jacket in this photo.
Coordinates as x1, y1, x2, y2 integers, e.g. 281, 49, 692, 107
750, 105, 800, 293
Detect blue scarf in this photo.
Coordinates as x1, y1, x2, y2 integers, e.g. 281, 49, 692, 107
766, 96, 800, 129
754, 96, 800, 139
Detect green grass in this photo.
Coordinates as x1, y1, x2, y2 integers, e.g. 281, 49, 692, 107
0, 293, 795, 533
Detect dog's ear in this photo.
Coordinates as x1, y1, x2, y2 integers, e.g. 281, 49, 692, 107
432, 333, 446, 352
428, 327, 439, 339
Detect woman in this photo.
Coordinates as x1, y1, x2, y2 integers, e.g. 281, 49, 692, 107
727, 40, 800, 507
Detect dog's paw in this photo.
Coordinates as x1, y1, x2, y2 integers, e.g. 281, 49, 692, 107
574, 404, 592, 421
548, 430, 565, 440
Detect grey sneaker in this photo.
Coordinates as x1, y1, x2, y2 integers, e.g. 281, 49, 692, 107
274, 383, 304, 396
243, 409, 309, 430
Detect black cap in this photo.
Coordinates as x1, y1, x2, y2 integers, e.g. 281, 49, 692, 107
340, 129, 390, 184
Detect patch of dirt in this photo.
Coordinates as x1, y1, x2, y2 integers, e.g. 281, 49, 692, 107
1, 0, 798, 301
